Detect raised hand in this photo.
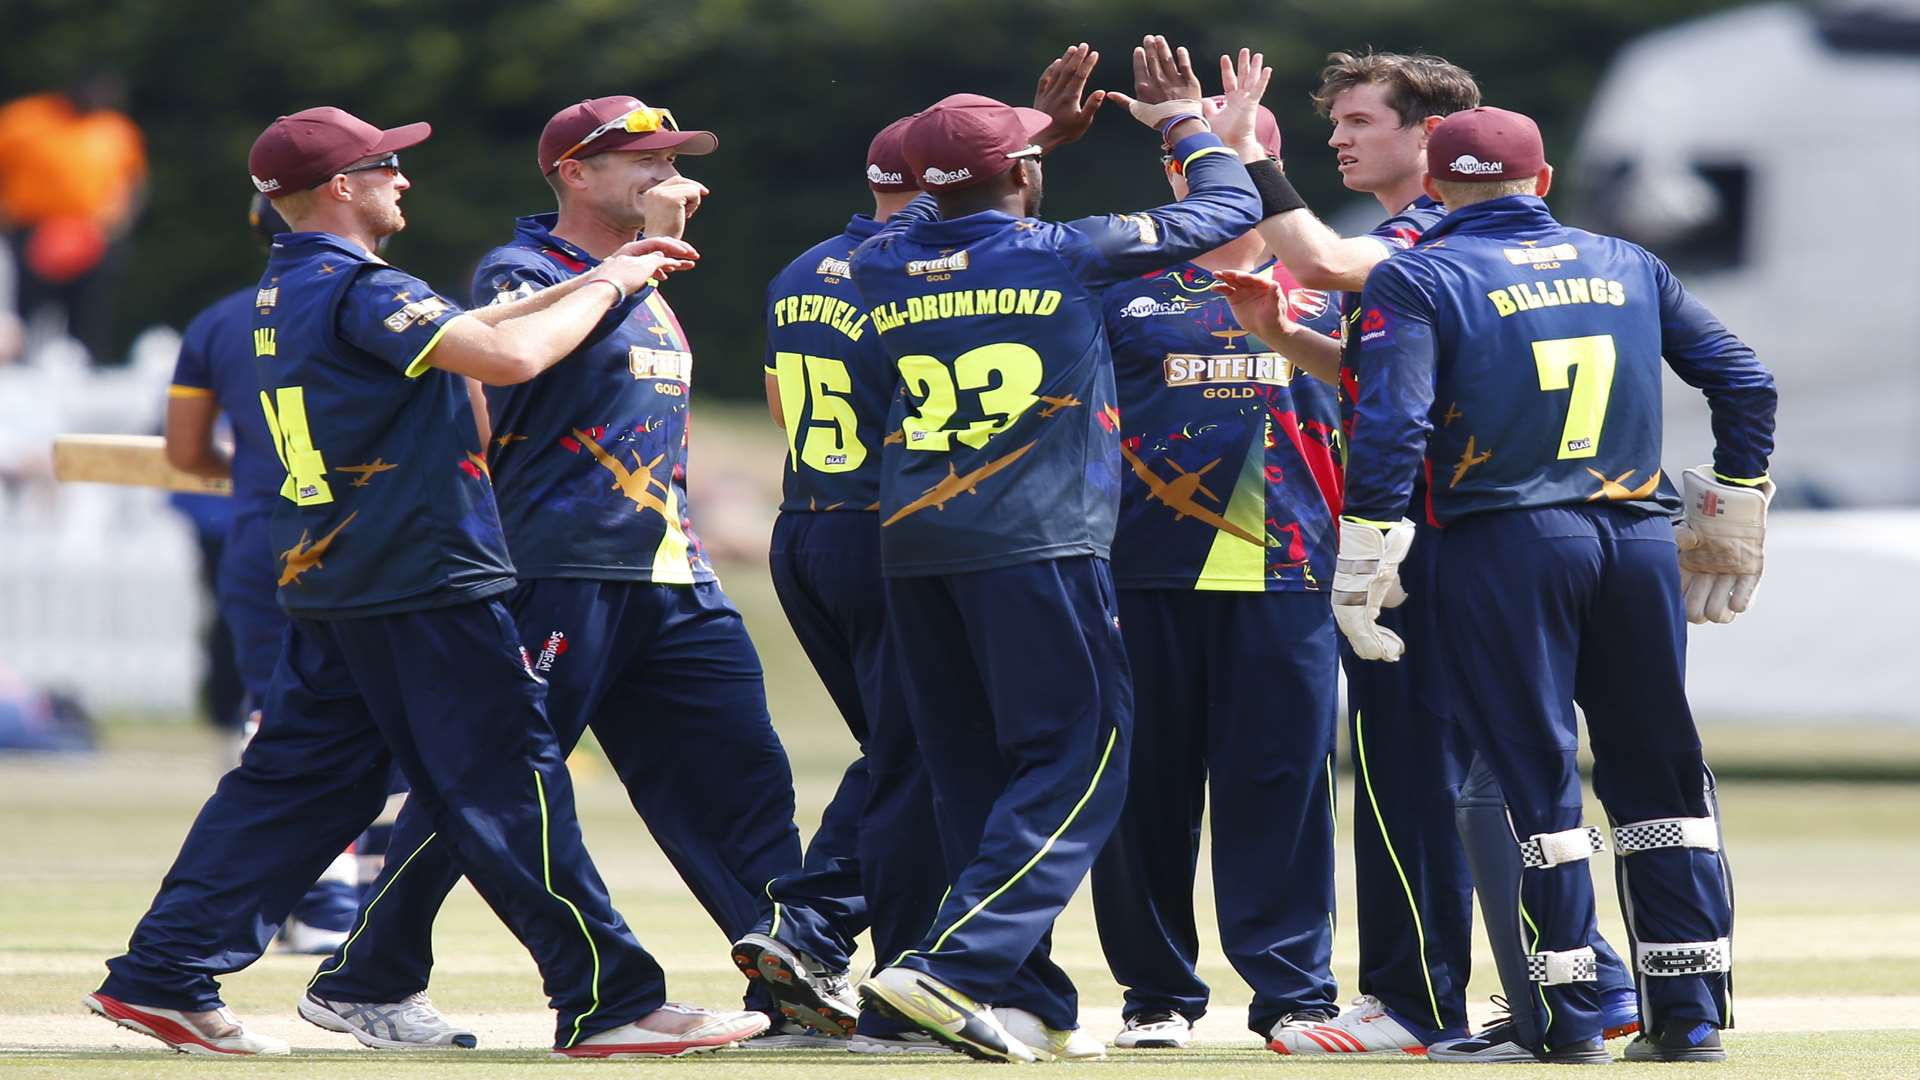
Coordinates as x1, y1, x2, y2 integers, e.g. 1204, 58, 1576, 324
1106, 34, 1206, 131
616, 236, 700, 262
1206, 48, 1274, 160
641, 177, 710, 240
1033, 42, 1105, 152
595, 249, 697, 293
1211, 269, 1294, 344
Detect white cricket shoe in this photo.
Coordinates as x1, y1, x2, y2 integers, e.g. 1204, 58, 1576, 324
277, 916, 350, 956
993, 1006, 1106, 1061
1268, 995, 1427, 1056
848, 1030, 954, 1054
1114, 1008, 1193, 1048
298, 989, 477, 1049
550, 1003, 769, 1058
738, 1018, 846, 1050
729, 932, 858, 1038
85, 992, 289, 1056
858, 966, 1036, 1063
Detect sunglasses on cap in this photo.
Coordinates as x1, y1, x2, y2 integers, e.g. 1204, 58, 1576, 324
312, 153, 400, 189
551, 103, 680, 169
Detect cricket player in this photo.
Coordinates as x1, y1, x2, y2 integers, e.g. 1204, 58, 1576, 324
1211, 48, 1641, 1055
849, 48, 1263, 1062
1337, 107, 1772, 1064
297, 95, 848, 1050
87, 106, 767, 1058
1091, 98, 1349, 1050
164, 193, 363, 957
753, 113, 953, 1053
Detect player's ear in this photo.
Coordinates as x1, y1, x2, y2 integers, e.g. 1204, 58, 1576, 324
1419, 113, 1445, 144
1535, 165, 1554, 198
1422, 174, 1444, 202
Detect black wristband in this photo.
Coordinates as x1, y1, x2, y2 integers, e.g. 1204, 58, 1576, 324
1246, 158, 1308, 219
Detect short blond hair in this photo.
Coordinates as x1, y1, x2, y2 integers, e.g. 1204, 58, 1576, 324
1432, 177, 1537, 208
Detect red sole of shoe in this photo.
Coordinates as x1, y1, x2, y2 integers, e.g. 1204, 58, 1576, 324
86, 993, 244, 1055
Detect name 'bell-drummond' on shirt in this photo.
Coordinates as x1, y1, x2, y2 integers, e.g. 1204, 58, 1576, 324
1340, 195, 1775, 528
849, 130, 1261, 578
471, 213, 714, 584
1104, 258, 1346, 593
250, 231, 516, 618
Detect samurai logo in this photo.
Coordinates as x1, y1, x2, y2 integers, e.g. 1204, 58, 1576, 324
921, 165, 973, 186
866, 163, 903, 186
535, 631, 568, 672
1449, 154, 1504, 175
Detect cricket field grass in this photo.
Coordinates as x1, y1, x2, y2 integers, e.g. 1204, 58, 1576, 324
2, 559, 1916, 1078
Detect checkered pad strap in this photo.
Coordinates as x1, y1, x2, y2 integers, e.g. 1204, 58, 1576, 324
1637, 937, 1732, 976
1526, 946, 1598, 985
1613, 816, 1720, 854
1519, 825, 1606, 869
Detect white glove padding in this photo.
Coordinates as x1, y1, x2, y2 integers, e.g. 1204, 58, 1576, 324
1333, 518, 1417, 661
1127, 97, 1207, 127
1673, 464, 1774, 625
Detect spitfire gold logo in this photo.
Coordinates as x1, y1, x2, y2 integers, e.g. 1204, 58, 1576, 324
1163, 352, 1295, 387
383, 295, 452, 332
255, 287, 279, 311
906, 251, 969, 276
1503, 243, 1579, 265
814, 256, 853, 278
628, 347, 692, 383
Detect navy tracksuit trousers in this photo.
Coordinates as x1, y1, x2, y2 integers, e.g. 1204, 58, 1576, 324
100, 599, 666, 1047
1435, 506, 1733, 1051
310, 579, 829, 1015
884, 555, 1132, 1032
766, 511, 945, 986
1092, 588, 1338, 1036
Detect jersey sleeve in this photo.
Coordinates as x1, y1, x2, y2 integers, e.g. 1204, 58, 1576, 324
169, 306, 217, 399
1057, 132, 1260, 289
470, 248, 565, 310
1649, 253, 1776, 482
1340, 258, 1440, 524
336, 266, 465, 378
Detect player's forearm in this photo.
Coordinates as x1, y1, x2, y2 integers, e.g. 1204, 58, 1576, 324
1270, 323, 1343, 386
463, 272, 602, 327
432, 284, 622, 385
162, 397, 231, 478
1256, 211, 1386, 293
764, 371, 785, 428
164, 441, 231, 479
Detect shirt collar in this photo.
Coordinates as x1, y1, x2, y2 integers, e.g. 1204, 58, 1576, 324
844, 214, 883, 243
268, 231, 381, 264
512, 212, 600, 269
1417, 195, 1558, 245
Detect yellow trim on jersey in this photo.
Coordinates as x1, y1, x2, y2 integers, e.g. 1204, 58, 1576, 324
167, 384, 213, 398
537, 769, 604, 1049
897, 726, 1119, 966
1180, 145, 1235, 170
648, 482, 695, 583
1712, 471, 1770, 488
401, 314, 463, 378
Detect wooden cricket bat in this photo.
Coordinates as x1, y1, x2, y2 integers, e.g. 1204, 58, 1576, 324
52, 434, 233, 496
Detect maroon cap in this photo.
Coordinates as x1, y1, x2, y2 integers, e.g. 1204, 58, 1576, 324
901, 94, 1051, 193
248, 107, 430, 194
538, 95, 718, 175
866, 114, 918, 193
1427, 106, 1546, 182
1206, 98, 1283, 159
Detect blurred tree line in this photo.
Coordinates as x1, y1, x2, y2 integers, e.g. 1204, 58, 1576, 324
7, 0, 1746, 395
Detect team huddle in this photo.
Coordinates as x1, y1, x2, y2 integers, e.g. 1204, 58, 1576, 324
85, 33, 1776, 1066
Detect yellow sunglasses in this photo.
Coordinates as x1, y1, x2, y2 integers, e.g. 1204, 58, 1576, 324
551, 103, 680, 168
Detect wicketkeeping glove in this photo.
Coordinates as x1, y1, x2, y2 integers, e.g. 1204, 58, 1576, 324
1333, 517, 1416, 661
1673, 464, 1774, 625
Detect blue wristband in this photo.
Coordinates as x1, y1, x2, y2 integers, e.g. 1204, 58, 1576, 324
1157, 114, 1203, 140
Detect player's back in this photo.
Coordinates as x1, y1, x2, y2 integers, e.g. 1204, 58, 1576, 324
853, 212, 1121, 575
1374, 196, 1673, 523
765, 218, 891, 514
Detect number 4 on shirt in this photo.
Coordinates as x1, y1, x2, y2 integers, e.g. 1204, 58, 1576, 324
259, 386, 335, 505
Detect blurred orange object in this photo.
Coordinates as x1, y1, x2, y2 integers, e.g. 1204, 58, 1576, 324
0, 92, 146, 228
25, 217, 107, 283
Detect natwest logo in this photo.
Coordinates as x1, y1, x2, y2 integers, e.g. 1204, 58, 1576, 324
1448, 154, 1504, 175
535, 630, 568, 672
866, 163, 903, 185
922, 165, 973, 186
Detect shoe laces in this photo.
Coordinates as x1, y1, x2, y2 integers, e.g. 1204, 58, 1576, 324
397, 992, 446, 1025
1280, 1009, 1336, 1026
1476, 996, 1515, 1040
1127, 1009, 1179, 1029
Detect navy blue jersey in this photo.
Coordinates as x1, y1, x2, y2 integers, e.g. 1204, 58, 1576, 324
850, 132, 1260, 577
252, 232, 514, 617
474, 214, 713, 584
170, 287, 288, 518
1336, 196, 1449, 521
1105, 258, 1345, 591
1342, 196, 1776, 526
764, 215, 889, 513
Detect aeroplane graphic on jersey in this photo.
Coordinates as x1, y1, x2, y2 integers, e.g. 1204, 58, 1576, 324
1119, 443, 1262, 547
1586, 467, 1661, 502
277, 511, 358, 587
881, 442, 1036, 526
572, 427, 673, 518
1036, 394, 1082, 418
337, 459, 397, 487
1450, 435, 1492, 487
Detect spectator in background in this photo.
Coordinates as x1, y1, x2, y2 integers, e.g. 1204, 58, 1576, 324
0, 72, 147, 364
